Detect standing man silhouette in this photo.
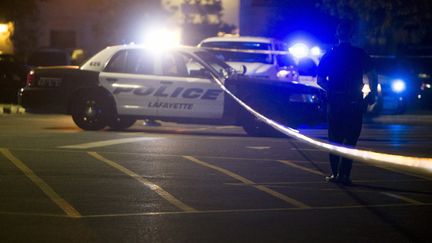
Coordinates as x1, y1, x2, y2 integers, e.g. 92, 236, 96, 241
317, 19, 377, 185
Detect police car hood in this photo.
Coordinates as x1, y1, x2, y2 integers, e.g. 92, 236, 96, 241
227, 62, 277, 79
226, 76, 324, 93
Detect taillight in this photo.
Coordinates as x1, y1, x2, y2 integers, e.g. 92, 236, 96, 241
26, 70, 35, 87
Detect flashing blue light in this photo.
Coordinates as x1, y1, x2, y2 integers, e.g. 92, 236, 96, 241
310, 46, 322, 56
289, 43, 309, 59
391, 79, 406, 93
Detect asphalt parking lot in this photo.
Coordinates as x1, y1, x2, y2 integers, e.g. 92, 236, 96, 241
0, 114, 432, 242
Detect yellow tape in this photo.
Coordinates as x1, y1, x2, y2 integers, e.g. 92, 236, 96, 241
202, 46, 290, 55
211, 73, 432, 175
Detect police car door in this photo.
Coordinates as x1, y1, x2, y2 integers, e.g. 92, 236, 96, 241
154, 51, 224, 119
99, 49, 159, 116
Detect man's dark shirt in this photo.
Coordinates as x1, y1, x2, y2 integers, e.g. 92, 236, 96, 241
317, 43, 372, 104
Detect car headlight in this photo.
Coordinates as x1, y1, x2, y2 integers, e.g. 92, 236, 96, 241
391, 79, 406, 93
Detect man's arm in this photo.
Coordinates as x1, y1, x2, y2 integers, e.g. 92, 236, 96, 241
365, 69, 378, 104
316, 53, 330, 91
366, 69, 378, 94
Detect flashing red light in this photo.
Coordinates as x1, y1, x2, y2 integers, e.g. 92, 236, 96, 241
26, 70, 35, 87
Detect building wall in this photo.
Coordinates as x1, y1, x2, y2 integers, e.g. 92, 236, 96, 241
162, 0, 239, 27
36, 0, 99, 53
32, 0, 239, 54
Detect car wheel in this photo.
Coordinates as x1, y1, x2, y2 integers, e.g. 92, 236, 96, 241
108, 117, 136, 130
241, 100, 285, 137
71, 92, 110, 131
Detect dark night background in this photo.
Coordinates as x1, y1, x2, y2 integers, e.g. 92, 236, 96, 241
1, 0, 431, 56
245, 0, 432, 55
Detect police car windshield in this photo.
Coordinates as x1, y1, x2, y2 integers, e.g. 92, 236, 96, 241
195, 51, 235, 79
201, 41, 273, 64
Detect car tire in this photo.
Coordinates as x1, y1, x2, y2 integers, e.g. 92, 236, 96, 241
241, 99, 285, 137
71, 92, 110, 131
108, 117, 136, 131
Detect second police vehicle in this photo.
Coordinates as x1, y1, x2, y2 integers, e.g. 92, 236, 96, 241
20, 45, 326, 136
199, 36, 321, 87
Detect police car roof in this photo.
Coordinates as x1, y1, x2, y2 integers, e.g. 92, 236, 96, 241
200, 36, 275, 44
104, 44, 203, 52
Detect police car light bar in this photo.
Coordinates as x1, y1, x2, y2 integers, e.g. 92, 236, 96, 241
289, 43, 309, 59
143, 27, 181, 49
310, 46, 322, 56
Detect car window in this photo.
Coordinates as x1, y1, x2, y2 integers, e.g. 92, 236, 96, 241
178, 53, 212, 80
105, 49, 155, 75
274, 42, 296, 67
105, 50, 127, 73
276, 54, 296, 67
125, 50, 155, 75
161, 53, 188, 77
201, 41, 273, 64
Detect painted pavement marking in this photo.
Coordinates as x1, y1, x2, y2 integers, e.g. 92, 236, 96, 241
59, 137, 161, 149
87, 152, 197, 212
380, 192, 424, 205
277, 159, 325, 176
246, 146, 271, 150
0, 202, 431, 219
0, 148, 81, 218
277, 159, 424, 205
183, 155, 310, 209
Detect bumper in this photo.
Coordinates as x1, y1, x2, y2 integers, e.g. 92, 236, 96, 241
19, 88, 69, 113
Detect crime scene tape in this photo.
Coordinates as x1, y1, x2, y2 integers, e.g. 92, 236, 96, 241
202, 47, 432, 59
212, 75, 432, 175
202, 46, 291, 55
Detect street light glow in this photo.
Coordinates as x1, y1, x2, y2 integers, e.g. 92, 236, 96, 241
0, 24, 8, 34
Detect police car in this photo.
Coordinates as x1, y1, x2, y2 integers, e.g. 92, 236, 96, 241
19, 45, 326, 136
199, 36, 299, 81
199, 36, 325, 90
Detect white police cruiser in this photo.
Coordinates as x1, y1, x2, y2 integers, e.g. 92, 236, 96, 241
199, 36, 298, 81
20, 45, 326, 136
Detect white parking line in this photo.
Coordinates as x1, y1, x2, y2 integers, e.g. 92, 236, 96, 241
183, 155, 310, 209
58, 137, 161, 149
0, 148, 81, 218
380, 192, 424, 205
277, 160, 325, 176
1, 202, 431, 219
74, 202, 432, 218
88, 152, 197, 212
246, 146, 271, 150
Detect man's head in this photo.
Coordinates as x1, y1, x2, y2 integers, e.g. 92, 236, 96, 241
336, 19, 354, 43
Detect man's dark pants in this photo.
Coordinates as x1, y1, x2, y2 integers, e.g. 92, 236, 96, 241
327, 101, 363, 178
